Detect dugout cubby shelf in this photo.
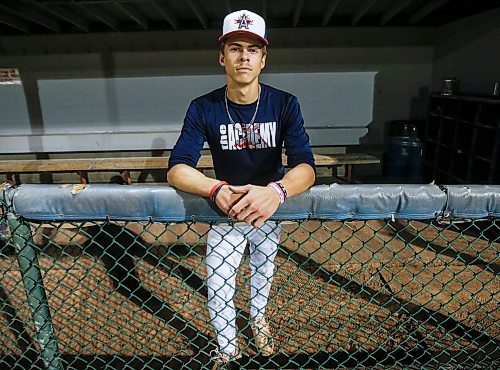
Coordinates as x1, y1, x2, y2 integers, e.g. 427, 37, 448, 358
424, 93, 500, 184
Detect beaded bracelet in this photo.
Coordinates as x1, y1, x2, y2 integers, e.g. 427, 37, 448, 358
267, 181, 286, 204
209, 181, 228, 202
275, 181, 288, 199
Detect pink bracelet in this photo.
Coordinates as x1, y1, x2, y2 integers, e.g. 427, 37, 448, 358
267, 182, 285, 204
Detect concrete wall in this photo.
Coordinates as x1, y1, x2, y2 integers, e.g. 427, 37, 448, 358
433, 7, 500, 95
0, 27, 434, 153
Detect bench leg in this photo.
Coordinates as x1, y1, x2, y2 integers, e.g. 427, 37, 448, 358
78, 171, 88, 184
122, 170, 132, 185
331, 166, 338, 180
6, 174, 21, 185
346, 164, 353, 183
330, 165, 353, 183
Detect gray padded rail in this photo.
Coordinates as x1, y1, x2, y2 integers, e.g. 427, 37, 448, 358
445, 185, 500, 218
3, 184, 499, 222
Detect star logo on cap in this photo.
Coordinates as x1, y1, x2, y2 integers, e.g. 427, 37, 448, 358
234, 13, 253, 30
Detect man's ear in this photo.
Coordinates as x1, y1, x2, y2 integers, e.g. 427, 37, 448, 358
219, 52, 225, 67
261, 52, 266, 70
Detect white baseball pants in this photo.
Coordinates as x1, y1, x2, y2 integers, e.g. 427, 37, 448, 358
206, 222, 281, 355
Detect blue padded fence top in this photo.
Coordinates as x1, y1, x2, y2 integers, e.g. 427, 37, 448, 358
2, 184, 499, 222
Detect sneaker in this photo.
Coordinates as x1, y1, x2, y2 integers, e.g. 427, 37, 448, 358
210, 348, 242, 370
251, 316, 275, 356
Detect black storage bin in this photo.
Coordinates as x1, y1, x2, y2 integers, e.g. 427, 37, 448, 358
383, 120, 424, 183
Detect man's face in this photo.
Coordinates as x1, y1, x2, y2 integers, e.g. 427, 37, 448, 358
219, 34, 267, 86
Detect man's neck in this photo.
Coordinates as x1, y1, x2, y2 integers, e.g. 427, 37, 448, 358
226, 81, 260, 104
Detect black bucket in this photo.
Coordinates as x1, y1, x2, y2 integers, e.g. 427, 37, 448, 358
383, 120, 424, 183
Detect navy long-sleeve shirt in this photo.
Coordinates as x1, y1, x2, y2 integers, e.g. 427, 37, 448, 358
168, 83, 315, 186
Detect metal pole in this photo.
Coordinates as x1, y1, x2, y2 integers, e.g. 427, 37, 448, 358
7, 212, 63, 370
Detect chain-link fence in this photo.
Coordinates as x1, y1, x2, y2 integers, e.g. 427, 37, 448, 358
1, 184, 498, 369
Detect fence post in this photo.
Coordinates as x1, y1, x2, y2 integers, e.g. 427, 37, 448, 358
6, 212, 63, 370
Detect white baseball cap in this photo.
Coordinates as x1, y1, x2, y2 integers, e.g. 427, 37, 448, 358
219, 9, 268, 45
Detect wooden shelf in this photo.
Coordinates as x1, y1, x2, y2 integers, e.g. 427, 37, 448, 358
424, 94, 499, 184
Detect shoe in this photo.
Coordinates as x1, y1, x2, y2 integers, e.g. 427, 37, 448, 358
251, 316, 275, 356
210, 348, 242, 370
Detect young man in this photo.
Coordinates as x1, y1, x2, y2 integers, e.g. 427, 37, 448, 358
167, 9, 316, 368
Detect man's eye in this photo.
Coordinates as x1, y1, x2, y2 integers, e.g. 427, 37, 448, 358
249, 49, 258, 53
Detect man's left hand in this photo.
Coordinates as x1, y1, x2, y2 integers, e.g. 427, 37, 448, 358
227, 185, 281, 227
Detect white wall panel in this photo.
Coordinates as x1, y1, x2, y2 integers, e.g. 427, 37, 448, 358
35, 72, 374, 134
0, 85, 31, 134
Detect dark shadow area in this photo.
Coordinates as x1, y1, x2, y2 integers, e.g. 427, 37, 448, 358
108, 175, 128, 185
81, 223, 213, 367
236, 310, 256, 354
20, 74, 53, 183
1, 353, 187, 370
280, 245, 499, 354
0, 216, 15, 257
0, 284, 40, 370
83, 223, 207, 297
137, 140, 168, 184
0, 236, 16, 258
0, 356, 44, 370
242, 346, 429, 369
409, 87, 430, 127
244, 345, 497, 369
433, 219, 500, 243
2, 346, 497, 369
391, 220, 499, 275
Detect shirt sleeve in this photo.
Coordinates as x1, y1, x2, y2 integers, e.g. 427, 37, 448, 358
168, 101, 206, 170
282, 96, 316, 172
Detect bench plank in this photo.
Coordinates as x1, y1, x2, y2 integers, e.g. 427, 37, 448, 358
0, 157, 168, 172
312, 153, 380, 166
0, 153, 379, 183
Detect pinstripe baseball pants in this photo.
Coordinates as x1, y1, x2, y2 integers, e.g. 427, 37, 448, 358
206, 222, 281, 355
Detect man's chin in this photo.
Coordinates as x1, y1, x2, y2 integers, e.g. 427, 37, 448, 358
231, 76, 258, 86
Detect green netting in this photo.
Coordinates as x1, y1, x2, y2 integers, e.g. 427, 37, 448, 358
0, 196, 498, 369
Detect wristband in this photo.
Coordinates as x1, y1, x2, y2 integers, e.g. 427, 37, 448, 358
209, 181, 228, 202
212, 184, 225, 202
267, 182, 285, 204
275, 181, 288, 199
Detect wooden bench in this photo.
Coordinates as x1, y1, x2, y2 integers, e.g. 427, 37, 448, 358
0, 153, 379, 185
313, 153, 380, 183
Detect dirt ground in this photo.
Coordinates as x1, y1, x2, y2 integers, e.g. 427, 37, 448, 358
0, 219, 498, 368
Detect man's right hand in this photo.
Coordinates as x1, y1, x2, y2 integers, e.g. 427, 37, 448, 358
214, 185, 246, 215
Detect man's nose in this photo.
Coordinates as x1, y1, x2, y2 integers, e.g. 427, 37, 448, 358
239, 49, 250, 61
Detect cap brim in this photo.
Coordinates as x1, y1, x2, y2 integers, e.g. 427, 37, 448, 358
219, 30, 268, 45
